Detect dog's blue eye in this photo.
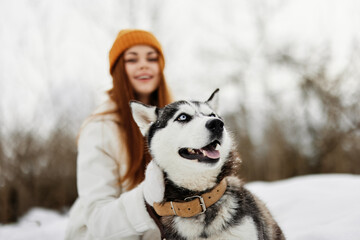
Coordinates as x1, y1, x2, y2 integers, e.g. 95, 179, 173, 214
178, 114, 187, 121
209, 113, 216, 117
176, 113, 191, 122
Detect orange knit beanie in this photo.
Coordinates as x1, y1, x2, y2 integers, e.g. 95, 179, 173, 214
109, 29, 165, 74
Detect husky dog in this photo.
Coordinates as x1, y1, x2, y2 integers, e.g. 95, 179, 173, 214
130, 89, 285, 240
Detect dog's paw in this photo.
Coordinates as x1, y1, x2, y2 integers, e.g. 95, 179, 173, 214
143, 161, 165, 206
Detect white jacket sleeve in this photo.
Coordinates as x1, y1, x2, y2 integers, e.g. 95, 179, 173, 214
76, 119, 157, 239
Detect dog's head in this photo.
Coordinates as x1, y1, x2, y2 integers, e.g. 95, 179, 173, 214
130, 89, 233, 190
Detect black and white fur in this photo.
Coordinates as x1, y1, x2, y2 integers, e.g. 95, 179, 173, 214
130, 89, 285, 240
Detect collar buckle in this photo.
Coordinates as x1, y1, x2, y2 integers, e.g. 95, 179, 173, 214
184, 195, 206, 214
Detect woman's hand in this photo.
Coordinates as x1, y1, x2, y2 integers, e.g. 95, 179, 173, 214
143, 161, 165, 206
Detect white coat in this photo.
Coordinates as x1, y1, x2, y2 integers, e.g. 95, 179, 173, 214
65, 100, 160, 240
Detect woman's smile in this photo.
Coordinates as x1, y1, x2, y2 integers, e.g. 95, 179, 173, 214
135, 73, 153, 81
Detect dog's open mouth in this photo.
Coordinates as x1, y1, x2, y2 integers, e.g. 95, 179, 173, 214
178, 140, 221, 163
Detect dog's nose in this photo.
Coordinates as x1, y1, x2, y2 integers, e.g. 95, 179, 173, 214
206, 119, 224, 134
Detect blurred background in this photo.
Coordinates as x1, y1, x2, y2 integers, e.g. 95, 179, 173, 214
0, 0, 359, 224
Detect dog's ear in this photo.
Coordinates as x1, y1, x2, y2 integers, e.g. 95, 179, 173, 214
206, 88, 220, 112
130, 101, 157, 136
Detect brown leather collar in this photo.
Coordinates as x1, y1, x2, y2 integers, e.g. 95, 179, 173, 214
153, 178, 227, 218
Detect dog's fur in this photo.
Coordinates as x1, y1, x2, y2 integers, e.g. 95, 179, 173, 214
131, 89, 285, 240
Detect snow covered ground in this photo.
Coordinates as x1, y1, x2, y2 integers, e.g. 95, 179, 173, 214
0, 208, 68, 240
0, 174, 359, 240
247, 174, 360, 240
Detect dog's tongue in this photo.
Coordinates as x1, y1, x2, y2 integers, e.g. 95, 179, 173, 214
202, 149, 220, 159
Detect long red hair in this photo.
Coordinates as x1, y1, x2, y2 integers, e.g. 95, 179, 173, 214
107, 53, 172, 190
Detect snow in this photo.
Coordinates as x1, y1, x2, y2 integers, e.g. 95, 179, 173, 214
0, 208, 68, 240
246, 174, 360, 240
1, 174, 359, 240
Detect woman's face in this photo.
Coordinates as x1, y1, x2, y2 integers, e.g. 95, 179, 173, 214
124, 45, 161, 103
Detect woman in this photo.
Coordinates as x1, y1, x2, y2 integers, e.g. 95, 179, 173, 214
66, 29, 172, 240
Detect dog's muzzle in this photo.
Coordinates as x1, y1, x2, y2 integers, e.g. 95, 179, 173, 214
178, 140, 221, 164
178, 118, 224, 164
